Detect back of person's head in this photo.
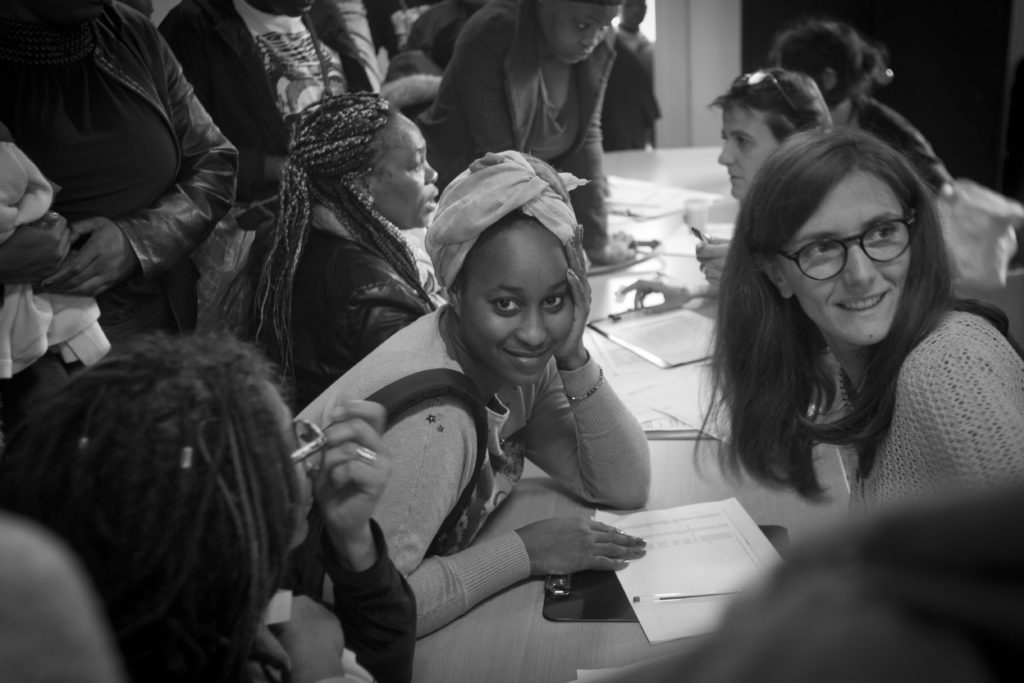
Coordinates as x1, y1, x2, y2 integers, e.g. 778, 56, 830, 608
253, 93, 425, 378
713, 67, 832, 141
767, 16, 890, 108
0, 513, 127, 683
714, 127, 953, 495
0, 334, 300, 683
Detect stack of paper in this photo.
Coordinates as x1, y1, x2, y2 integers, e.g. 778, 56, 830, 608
588, 307, 715, 369
607, 176, 722, 220
595, 498, 780, 643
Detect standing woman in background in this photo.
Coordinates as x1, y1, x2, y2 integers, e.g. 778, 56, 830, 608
0, 0, 237, 430
419, 0, 638, 266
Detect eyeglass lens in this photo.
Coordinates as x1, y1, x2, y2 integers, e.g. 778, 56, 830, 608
797, 220, 910, 279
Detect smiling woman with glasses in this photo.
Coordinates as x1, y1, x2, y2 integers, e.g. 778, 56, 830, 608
710, 127, 1024, 513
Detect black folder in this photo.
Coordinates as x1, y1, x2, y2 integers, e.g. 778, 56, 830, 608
542, 525, 789, 622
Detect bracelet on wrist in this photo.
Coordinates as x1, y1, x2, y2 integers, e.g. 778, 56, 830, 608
565, 367, 604, 402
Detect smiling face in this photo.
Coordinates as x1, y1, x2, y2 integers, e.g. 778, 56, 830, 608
536, 0, 620, 64
365, 114, 438, 230
450, 219, 574, 390
718, 105, 782, 201
765, 171, 910, 367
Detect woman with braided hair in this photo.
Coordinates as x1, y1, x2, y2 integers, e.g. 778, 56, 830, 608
0, 333, 415, 683
252, 92, 440, 410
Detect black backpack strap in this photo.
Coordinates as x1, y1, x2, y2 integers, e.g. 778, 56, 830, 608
290, 369, 489, 598
365, 369, 489, 556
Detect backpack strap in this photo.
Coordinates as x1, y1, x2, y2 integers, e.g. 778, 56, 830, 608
289, 369, 489, 600
365, 369, 489, 557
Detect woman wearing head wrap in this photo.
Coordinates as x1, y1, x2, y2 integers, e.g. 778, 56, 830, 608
301, 150, 650, 634
419, 0, 640, 267
251, 92, 441, 409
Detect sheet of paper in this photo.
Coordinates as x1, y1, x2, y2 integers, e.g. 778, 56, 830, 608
589, 307, 715, 369
595, 499, 780, 643
607, 176, 722, 220
586, 331, 727, 438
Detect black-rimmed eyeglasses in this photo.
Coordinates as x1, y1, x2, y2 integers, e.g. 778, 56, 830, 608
735, 70, 799, 114
777, 214, 915, 280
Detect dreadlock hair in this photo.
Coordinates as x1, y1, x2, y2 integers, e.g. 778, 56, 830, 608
252, 92, 430, 380
0, 334, 301, 683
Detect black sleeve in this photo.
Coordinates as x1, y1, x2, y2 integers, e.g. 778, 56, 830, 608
290, 519, 417, 683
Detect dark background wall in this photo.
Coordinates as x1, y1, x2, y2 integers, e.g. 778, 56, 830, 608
743, 0, 1015, 190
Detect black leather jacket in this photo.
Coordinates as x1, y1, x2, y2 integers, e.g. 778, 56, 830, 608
91, 5, 237, 283
290, 228, 434, 409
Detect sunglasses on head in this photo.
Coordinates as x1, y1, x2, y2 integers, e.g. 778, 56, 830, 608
734, 70, 800, 114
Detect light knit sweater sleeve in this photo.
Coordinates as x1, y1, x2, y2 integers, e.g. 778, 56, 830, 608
522, 357, 651, 509
889, 314, 1024, 494
370, 398, 531, 636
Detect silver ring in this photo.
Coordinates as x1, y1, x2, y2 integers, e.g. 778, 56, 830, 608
354, 446, 378, 464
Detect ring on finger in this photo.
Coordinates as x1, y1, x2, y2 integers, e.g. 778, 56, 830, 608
354, 446, 378, 464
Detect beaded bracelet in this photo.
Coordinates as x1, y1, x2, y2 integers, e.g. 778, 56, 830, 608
565, 367, 605, 402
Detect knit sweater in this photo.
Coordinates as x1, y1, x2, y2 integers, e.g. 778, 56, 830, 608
299, 308, 650, 635
845, 311, 1024, 511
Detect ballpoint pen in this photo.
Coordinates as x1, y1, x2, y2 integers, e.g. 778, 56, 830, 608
689, 225, 709, 243
607, 303, 684, 322
632, 590, 737, 604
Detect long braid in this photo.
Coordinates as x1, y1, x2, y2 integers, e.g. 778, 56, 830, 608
0, 335, 299, 683
252, 93, 427, 379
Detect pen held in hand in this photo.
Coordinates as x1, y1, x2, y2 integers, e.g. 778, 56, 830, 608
632, 590, 737, 604
689, 225, 709, 243
608, 303, 685, 322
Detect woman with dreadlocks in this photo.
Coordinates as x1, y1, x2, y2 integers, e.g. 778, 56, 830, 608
252, 92, 440, 410
0, 334, 416, 683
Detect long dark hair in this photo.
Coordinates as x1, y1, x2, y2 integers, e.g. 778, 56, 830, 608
710, 127, 953, 496
0, 334, 300, 682
251, 93, 429, 378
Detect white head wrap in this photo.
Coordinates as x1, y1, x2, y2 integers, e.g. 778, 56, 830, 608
425, 151, 586, 288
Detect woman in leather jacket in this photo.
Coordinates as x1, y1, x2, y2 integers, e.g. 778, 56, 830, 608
252, 92, 439, 410
0, 0, 237, 432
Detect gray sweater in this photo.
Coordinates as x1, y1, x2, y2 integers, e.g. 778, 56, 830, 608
300, 308, 650, 634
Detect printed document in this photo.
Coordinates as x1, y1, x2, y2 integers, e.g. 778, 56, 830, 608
595, 498, 780, 643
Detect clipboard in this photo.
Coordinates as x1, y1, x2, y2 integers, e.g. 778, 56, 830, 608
542, 525, 789, 623
587, 307, 716, 369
